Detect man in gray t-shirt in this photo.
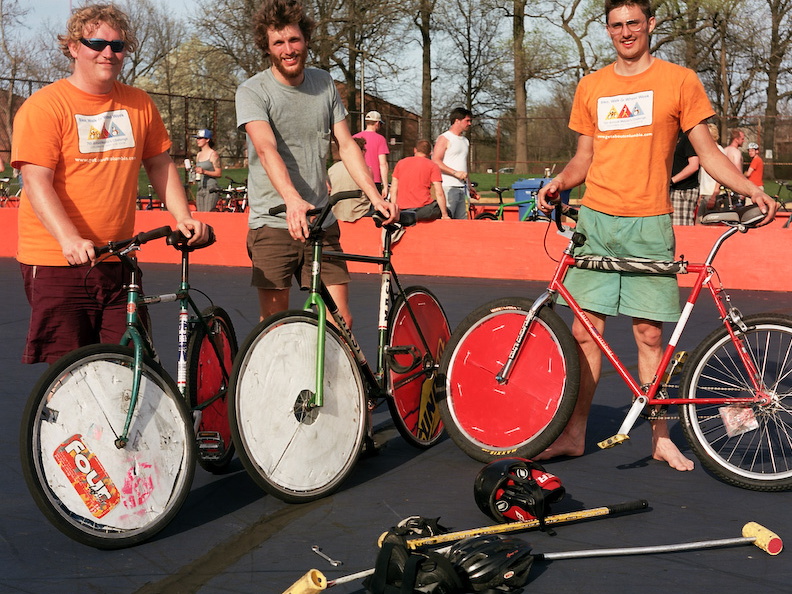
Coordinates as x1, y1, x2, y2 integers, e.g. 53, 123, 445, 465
235, 0, 397, 324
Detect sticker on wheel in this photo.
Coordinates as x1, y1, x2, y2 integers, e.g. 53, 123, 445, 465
53, 435, 121, 518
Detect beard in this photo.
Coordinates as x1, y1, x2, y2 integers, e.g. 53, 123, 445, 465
271, 50, 307, 82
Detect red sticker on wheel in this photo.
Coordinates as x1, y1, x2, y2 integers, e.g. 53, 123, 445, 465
53, 435, 121, 519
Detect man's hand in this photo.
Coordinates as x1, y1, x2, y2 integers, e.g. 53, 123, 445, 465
371, 197, 399, 225
177, 216, 210, 245
62, 236, 97, 266
285, 196, 315, 241
537, 180, 563, 213
749, 190, 778, 226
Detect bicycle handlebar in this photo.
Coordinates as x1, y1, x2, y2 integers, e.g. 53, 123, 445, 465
95, 225, 216, 257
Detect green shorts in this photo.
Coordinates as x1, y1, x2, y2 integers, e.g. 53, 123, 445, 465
247, 223, 350, 290
560, 207, 681, 322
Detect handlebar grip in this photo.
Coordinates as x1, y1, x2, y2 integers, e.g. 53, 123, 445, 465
137, 226, 173, 244
95, 226, 172, 256
167, 226, 217, 250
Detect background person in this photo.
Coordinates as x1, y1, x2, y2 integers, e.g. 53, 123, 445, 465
433, 107, 475, 219
12, 2, 207, 365
697, 122, 727, 221
193, 128, 223, 211
669, 130, 700, 225
537, 0, 776, 472
390, 139, 449, 221
235, 0, 397, 325
724, 128, 745, 173
745, 142, 764, 191
329, 137, 373, 222
353, 110, 390, 198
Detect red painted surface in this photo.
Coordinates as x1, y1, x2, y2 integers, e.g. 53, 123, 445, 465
1, 208, 790, 291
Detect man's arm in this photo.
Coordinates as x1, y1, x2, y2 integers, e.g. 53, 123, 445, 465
335, 119, 398, 223
20, 163, 96, 266
143, 151, 208, 244
538, 134, 594, 211
688, 123, 776, 224
377, 153, 389, 198
671, 156, 700, 185
745, 157, 758, 178
244, 119, 316, 240
433, 181, 450, 218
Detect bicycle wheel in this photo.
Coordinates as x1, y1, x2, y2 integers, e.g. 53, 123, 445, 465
386, 286, 451, 448
679, 313, 792, 491
438, 297, 580, 462
229, 311, 366, 503
186, 306, 238, 473
475, 212, 498, 221
19, 345, 195, 549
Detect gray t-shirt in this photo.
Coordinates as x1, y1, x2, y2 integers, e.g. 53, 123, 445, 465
236, 67, 347, 229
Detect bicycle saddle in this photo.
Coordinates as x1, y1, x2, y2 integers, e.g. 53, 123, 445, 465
700, 204, 764, 227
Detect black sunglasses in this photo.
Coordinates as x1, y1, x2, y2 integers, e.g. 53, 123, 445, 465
80, 38, 125, 53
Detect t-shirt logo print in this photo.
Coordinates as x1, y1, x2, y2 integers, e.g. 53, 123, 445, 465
598, 91, 654, 132
75, 109, 135, 154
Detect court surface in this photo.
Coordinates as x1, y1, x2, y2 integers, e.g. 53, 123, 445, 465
1, 256, 791, 594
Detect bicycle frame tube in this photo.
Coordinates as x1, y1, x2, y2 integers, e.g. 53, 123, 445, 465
305, 240, 327, 407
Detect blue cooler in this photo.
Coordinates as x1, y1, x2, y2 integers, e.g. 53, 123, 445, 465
512, 178, 570, 220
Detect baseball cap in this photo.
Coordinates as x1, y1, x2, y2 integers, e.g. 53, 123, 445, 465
364, 111, 382, 122
193, 129, 213, 139
748, 142, 759, 150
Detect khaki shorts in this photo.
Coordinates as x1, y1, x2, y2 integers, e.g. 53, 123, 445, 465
560, 207, 681, 322
246, 223, 350, 290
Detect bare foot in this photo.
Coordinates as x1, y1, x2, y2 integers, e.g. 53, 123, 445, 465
533, 431, 585, 461
652, 436, 695, 471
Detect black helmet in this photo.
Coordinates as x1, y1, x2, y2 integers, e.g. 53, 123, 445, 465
448, 534, 534, 592
473, 458, 565, 524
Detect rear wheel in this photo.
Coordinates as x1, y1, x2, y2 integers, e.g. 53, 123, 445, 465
475, 212, 498, 221
438, 297, 579, 462
19, 345, 195, 549
186, 306, 238, 473
680, 313, 792, 491
229, 311, 366, 502
386, 286, 450, 448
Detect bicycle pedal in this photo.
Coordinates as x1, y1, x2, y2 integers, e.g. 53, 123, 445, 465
597, 434, 630, 449
196, 431, 225, 460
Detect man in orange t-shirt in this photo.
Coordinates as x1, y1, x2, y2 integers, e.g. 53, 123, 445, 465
745, 142, 764, 191
11, 4, 208, 364
536, 0, 776, 473
390, 140, 450, 220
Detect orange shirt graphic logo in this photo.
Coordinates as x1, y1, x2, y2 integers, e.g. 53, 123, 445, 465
53, 435, 121, 519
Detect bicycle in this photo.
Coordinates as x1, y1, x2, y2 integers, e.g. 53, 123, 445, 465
0, 176, 20, 207
211, 177, 248, 212
474, 186, 550, 221
19, 225, 238, 549
228, 191, 450, 502
438, 202, 792, 491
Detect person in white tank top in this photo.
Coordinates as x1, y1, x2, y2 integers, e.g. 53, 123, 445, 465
433, 107, 474, 219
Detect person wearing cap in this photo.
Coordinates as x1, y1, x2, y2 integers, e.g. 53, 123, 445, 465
11, 3, 207, 365
193, 128, 223, 211
745, 142, 764, 192
353, 110, 390, 198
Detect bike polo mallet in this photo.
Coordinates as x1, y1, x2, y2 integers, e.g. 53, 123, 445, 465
282, 521, 782, 594
281, 499, 650, 594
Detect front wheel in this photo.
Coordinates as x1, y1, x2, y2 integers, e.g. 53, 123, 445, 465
386, 286, 451, 448
186, 306, 238, 473
474, 212, 498, 221
679, 313, 792, 491
229, 311, 366, 503
438, 297, 580, 462
19, 345, 195, 549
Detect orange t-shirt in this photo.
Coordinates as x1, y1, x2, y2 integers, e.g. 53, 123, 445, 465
747, 155, 764, 187
12, 79, 172, 265
569, 59, 715, 217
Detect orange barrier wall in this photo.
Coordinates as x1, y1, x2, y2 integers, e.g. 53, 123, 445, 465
1, 208, 790, 292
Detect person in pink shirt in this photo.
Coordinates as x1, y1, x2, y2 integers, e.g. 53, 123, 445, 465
353, 111, 390, 198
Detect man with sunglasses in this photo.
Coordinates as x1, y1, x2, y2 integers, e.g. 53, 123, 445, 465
11, 3, 208, 364
537, 0, 777, 472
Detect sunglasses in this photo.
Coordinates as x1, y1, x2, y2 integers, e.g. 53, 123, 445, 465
79, 38, 126, 53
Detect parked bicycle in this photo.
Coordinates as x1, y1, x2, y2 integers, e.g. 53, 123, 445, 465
0, 176, 20, 207
438, 201, 792, 491
474, 186, 549, 222
772, 180, 792, 211
211, 177, 248, 212
228, 191, 450, 503
19, 226, 238, 549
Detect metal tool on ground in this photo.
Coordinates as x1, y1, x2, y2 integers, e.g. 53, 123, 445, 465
311, 545, 343, 567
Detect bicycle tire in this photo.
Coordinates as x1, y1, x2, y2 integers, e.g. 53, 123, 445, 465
386, 286, 451, 448
186, 306, 238, 474
438, 297, 580, 462
229, 311, 366, 503
19, 344, 195, 549
679, 313, 792, 491
475, 213, 498, 221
